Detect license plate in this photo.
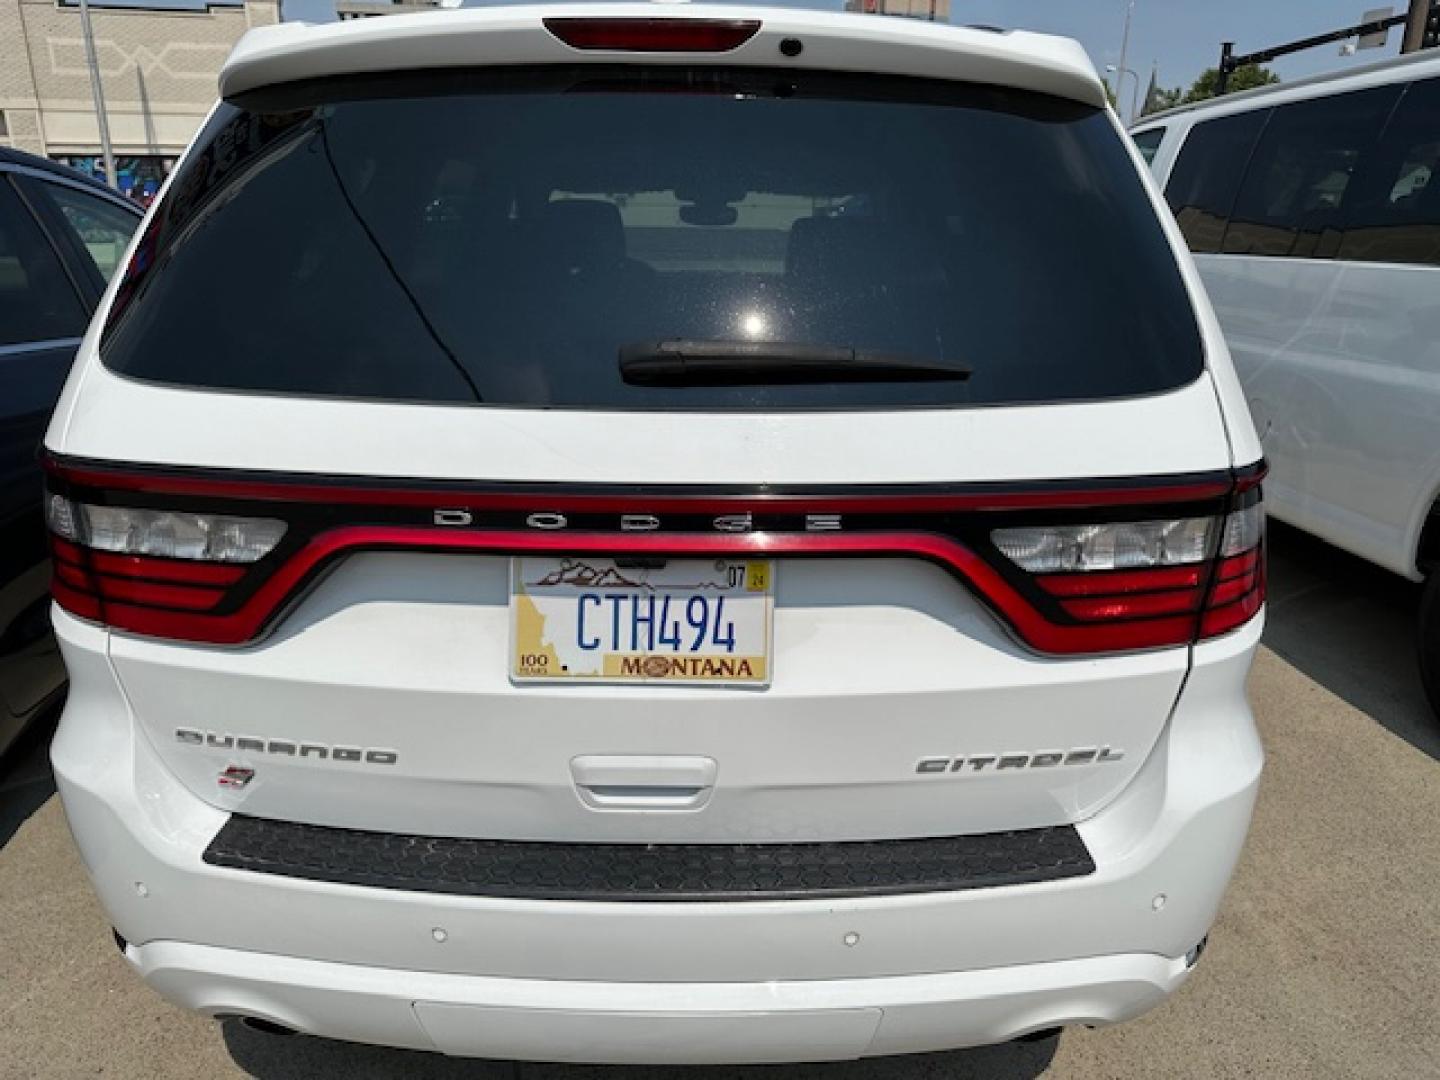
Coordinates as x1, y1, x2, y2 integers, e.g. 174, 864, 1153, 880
511, 557, 773, 685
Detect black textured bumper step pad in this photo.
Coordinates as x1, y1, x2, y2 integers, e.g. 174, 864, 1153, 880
204, 815, 1094, 901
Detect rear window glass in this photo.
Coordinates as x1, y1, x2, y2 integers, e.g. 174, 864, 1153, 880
102, 67, 1203, 410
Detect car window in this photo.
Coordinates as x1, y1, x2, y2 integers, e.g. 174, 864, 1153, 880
1164, 110, 1269, 254
101, 67, 1203, 411
1222, 85, 1400, 259
37, 181, 139, 281
1338, 76, 1440, 266
1131, 127, 1165, 165
0, 178, 88, 347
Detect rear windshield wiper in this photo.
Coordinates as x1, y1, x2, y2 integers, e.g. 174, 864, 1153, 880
618, 340, 971, 387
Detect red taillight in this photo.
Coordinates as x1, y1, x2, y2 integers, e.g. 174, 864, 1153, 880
1060, 589, 1201, 621
543, 17, 761, 52
44, 490, 285, 642
1199, 542, 1266, 637
1037, 565, 1206, 598
1208, 551, 1262, 607
49, 537, 246, 619
1000, 481, 1266, 649
87, 550, 247, 585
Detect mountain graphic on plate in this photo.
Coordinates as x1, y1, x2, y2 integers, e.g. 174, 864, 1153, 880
531, 560, 648, 589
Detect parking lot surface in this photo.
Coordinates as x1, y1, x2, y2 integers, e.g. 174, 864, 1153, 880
2, 522, 1437, 1080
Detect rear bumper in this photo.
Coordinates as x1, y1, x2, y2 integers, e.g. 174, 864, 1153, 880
129, 939, 1191, 1063
52, 608, 1263, 1062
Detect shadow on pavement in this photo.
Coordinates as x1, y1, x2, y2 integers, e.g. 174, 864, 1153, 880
1264, 521, 1438, 760
222, 1021, 1059, 1079
0, 705, 59, 850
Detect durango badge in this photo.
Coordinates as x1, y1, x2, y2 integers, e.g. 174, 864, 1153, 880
175, 728, 398, 765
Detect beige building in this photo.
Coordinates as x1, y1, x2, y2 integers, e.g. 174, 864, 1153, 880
843, 0, 951, 21
0, 0, 278, 195
335, 0, 442, 18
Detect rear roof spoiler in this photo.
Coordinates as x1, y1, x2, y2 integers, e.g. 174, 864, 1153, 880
219, 3, 1106, 108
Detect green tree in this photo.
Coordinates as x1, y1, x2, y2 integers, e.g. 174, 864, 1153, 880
1182, 64, 1280, 104
1141, 85, 1184, 116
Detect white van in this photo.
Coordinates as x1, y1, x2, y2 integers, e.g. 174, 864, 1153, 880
1133, 50, 1440, 717
45, 5, 1266, 1063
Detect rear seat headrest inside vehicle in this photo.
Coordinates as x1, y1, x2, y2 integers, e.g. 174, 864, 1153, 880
540, 198, 629, 274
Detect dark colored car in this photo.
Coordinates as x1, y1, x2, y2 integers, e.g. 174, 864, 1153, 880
0, 147, 140, 758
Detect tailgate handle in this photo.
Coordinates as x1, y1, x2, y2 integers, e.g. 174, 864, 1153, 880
570, 755, 717, 811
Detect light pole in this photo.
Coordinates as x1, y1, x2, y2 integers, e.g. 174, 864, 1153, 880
1403, 0, 1439, 51
77, 0, 116, 189
1115, 0, 1136, 121
1106, 64, 1140, 123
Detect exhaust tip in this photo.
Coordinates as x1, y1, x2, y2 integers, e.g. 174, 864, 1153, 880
237, 1016, 298, 1037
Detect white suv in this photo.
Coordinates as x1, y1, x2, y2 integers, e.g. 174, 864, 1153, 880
1131, 52, 1440, 717
44, 5, 1266, 1064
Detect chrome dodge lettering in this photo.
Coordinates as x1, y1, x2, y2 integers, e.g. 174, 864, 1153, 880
712, 512, 754, 533
432, 510, 837, 534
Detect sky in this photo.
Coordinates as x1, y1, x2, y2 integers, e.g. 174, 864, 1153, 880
961, 0, 1417, 109
276, 0, 1421, 116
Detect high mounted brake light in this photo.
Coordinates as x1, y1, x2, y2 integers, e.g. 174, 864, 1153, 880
543, 17, 762, 52
42, 456, 1264, 652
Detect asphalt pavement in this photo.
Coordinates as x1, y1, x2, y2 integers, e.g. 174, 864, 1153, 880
2, 521, 1437, 1079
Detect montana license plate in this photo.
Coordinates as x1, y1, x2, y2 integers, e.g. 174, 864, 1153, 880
511, 557, 773, 685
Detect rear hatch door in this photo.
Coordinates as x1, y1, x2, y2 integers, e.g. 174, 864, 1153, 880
58, 55, 1231, 842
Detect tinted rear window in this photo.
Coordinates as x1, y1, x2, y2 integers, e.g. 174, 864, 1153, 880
102, 67, 1203, 410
